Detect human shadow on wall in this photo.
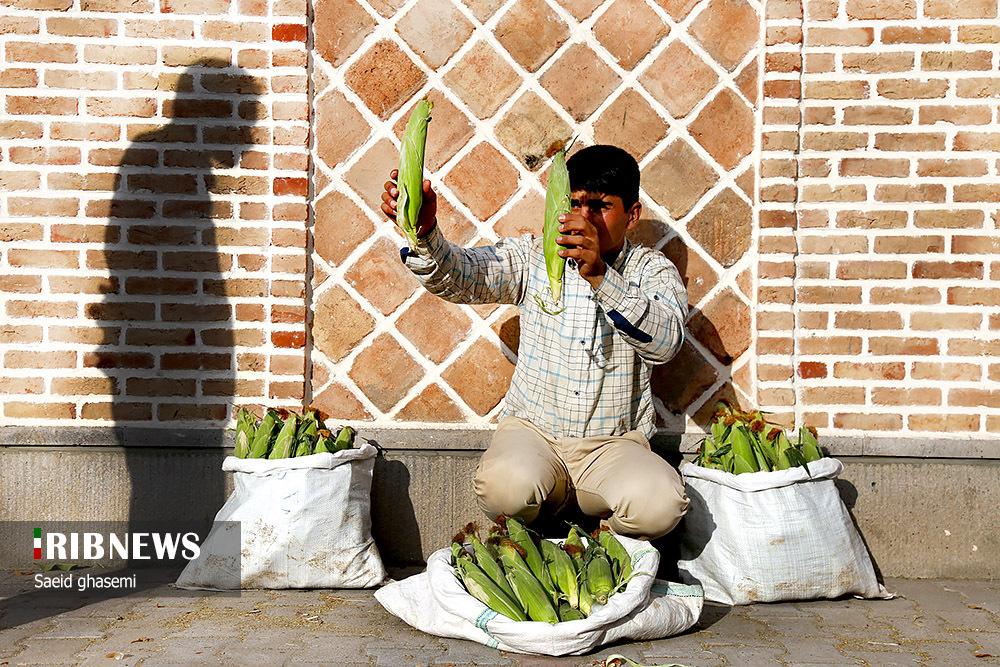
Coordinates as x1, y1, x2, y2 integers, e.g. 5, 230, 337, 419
98, 58, 265, 546
0, 61, 267, 631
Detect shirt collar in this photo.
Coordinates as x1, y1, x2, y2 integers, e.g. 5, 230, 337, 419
603, 238, 631, 273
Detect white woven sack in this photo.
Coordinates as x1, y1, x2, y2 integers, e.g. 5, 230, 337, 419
375, 535, 703, 656
176, 443, 387, 590
677, 458, 891, 606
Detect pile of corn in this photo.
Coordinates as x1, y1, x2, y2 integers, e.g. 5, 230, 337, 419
232, 407, 355, 459
450, 516, 633, 624
696, 401, 824, 474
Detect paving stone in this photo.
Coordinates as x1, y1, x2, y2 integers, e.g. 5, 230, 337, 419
838, 648, 926, 666
2, 637, 94, 664
768, 616, 826, 637
891, 580, 971, 611
915, 638, 995, 664
32, 616, 114, 638
893, 613, 957, 641
780, 635, 854, 663
935, 609, 1000, 631
708, 642, 788, 663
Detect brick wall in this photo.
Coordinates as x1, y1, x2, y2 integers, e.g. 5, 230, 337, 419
0, 0, 310, 428
2, 0, 998, 447
760, 0, 1000, 444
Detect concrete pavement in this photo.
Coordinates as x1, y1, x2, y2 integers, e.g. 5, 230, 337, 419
1, 569, 998, 666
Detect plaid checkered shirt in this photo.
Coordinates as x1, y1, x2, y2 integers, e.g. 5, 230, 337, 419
402, 226, 688, 438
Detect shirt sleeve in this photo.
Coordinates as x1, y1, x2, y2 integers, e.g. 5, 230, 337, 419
400, 226, 529, 306
592, 254, 688, 364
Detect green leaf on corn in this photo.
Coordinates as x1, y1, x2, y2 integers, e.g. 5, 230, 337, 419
396, 99, 433, 248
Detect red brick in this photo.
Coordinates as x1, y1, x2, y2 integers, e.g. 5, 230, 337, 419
799, 336, 863, 355
6, 42, 76, 63
882, 26, 951, 43
913, 261, 983, 279
834, 311, 904, 330
869, 336, 939, 356
835, 260, 906, 280
7, 96, 77, 115
833, 361, 905, 380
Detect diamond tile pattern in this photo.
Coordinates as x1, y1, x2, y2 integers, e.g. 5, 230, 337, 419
311, 0, 762, 429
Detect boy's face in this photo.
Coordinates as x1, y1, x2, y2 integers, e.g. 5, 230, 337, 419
570, 191, 642, 257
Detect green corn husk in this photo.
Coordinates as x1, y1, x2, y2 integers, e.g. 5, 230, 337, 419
585, 545, 615, 605
497, 538, 535, 581
540, 539, 579, 609
728, 424, 758, 474
533, 148, 571, 315
396, 99, 433, 248
248, 408, 281, 458
313, 428, 334, 454
578, 577, 595, 617
468, 530, 519, 604
267, 412, 299, 459
505, 517, 554, 597
596, 528, 632, 588
331, 425, 354, 452
233, 407, 257, 458
799, 426, 824, 462
557, 601, 586, 622
456, 553, 528, 622
505, 566, 559, 624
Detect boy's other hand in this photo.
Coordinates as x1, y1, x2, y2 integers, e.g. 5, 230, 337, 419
381, 169, 437, 240
557, 212, 605, 290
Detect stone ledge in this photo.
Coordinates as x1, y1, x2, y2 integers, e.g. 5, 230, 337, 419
2, 426, 999, 459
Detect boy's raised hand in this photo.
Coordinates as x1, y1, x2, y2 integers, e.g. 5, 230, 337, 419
556, 212, 605, 290
381, 169, 437, 239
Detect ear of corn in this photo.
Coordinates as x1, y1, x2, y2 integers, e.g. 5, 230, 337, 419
596, 528, 632, 588
248, 408, 281, 458
396, 99, 433, 248
799, 426, 823, 462
468, 531, 519, 603
505, 517, 554, 595
451, 518, 636, 623
729, 424, 759, 473
532, 148, 570, 315
313, 428, 333, 454
557, 601, 586, 622
331, 425, 355, 452
585, 545, 615, 605
578, 578, 595, 616
456, 555, 528, 622
540, 538, 579, 609
267, 412, 299, 459
505, 566, 559, 624
233, 407, 256, 458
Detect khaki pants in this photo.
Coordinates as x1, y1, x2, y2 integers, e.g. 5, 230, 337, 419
473, 417, 690, 540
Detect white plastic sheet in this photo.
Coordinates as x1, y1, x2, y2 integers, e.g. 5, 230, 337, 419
176, 444, 387, 590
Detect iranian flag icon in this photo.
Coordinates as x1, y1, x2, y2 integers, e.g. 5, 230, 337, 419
34, 527, 41, 559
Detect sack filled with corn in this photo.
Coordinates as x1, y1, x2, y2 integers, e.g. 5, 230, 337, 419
679, 409, 892, 605
375, 520, 702, 656
177, 410, 385, 591
396, 98, 433, 248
